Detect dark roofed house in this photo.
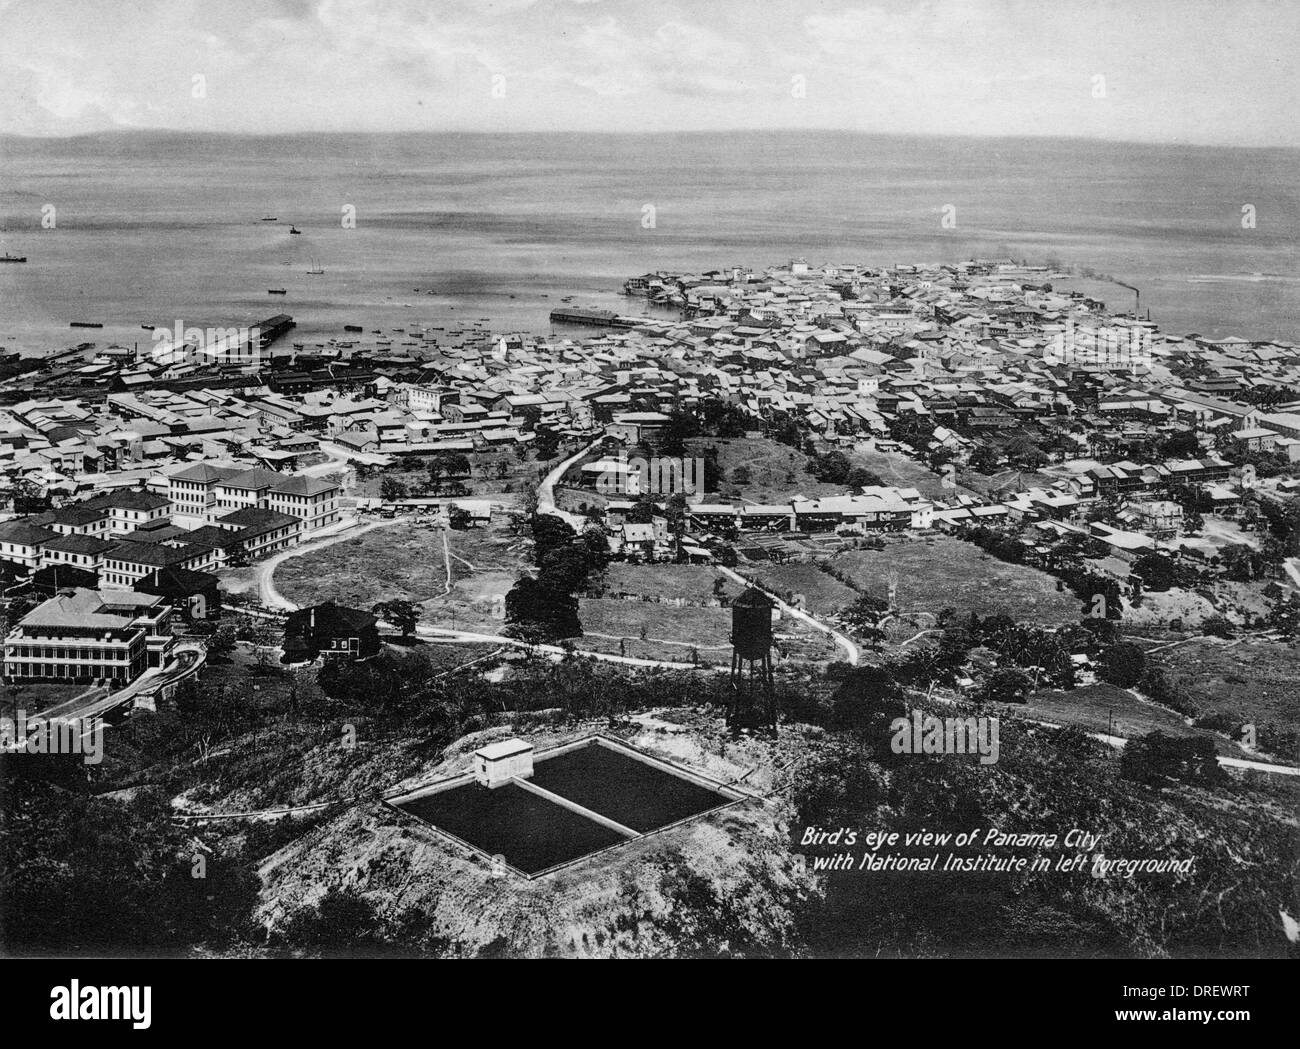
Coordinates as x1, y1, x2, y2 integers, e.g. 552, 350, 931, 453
31, 563, 100, 595
282, 600, 379, 663
0, 519, 59, 571
135, 566, 222, 622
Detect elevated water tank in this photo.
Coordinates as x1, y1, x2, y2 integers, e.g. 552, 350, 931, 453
731, 587, 775, 660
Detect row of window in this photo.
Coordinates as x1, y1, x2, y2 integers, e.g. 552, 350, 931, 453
5, 662, 135, 680
6, 645, 133, 661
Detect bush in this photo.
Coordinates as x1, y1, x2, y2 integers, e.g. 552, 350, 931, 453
1120, 731, 1225, 787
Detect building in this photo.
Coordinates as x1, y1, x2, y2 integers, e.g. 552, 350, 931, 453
473, 738, 535, 788
3, 587, 174, 684
267, 475, 340, 531
0, 520, 57, 571
134, 566, 222, 621
281, 600, 380, 662
168, 462, 241, 524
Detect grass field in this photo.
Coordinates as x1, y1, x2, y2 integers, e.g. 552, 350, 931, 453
742, 562, 858, 617
699, 436, 843, 503
845, 441, 976, 500
276, 521, 530, 633
1008, 682, 1243, 757
597, 563, 739, 602
277, 523, 450, 607
1150, 637, 1300, 733
828, 537, 1082, 623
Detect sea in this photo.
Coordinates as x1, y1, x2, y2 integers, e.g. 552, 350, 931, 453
1, 130, 1297, 357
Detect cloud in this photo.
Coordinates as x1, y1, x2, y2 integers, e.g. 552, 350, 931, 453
0, 0, 1296, 143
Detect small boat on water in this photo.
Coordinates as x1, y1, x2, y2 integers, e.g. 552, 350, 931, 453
289, 225, 302, 235
70, 321, 103, 329
261, 217, 278, 222
306, 259, 324, 275
141, 324, 155, 330
344, 325, 363, 333
1, 253, 27, 263
268, 288, 287, 295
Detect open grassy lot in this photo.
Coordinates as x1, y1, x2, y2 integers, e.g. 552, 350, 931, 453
1150, 637, 1300, 733
845, 440, 979, 500
575, 599, 735, 664
597, 563, 739, 602
742, 562, 858, 617
828, 537, 1082, 623
575, 588, 840, 666
276, 520, 531, 635
698, 436, 843, 503
277, 522, 449, 607
421, 523, 533, 633
1007, 682, 1244, 757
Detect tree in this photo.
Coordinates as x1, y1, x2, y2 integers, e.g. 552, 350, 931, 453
657, 409, 699, 457
533, 427, 561, 461
1099, 641, 1145, 688
839, 593, 890, 633
1130, 552, 1178, 592
206, 623, 238, 662
730, 465, 752, 487
372, 599, 419, 638
380, 477, 408, 502
978, 667, 1034, 704
829, 665, 906, 736
447, 504, 473, 530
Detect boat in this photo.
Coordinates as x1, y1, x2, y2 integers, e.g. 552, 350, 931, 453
70, 321, 103, 329
141, 324, 155, 330
289, 225, 302, 235
268, 288, 287, 295
261, 217, 278, 222
1, 253, 27, 263
306, 259, 324, 275
344, 325, 363, 333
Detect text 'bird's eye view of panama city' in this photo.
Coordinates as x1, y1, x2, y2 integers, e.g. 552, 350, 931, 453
0, 0, 1297, 1015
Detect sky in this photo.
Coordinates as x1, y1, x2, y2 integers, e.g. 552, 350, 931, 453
1, 0, 1297, 146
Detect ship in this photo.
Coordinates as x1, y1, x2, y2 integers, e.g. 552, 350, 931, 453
268, 288, 287, 295
1, 253, 27, 263
306, 259, 324, 275
261, 217, 278, 222
70, 321, 103, 329
289, 225, 302, 235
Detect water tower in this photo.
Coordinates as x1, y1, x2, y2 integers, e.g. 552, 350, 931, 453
729, 587, 777, 733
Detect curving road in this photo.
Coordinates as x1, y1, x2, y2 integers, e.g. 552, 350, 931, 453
716, 565, 860, 666
537, 437, 603, 531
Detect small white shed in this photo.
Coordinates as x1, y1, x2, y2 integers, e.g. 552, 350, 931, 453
473, 738, 535, 788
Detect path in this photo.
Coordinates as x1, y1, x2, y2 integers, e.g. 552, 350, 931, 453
716, 565, 860, 665
537, 438, 602, 531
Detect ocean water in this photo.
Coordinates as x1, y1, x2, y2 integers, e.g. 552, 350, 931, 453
0, 130, 1297, 356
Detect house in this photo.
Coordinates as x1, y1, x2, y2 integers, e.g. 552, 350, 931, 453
473, 738, 535, 788
282, 600, 380, 662
3, 587, 175, 684
134, 566, 222, 621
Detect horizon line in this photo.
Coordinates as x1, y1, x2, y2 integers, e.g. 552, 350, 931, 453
2, 126, 1298, 153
